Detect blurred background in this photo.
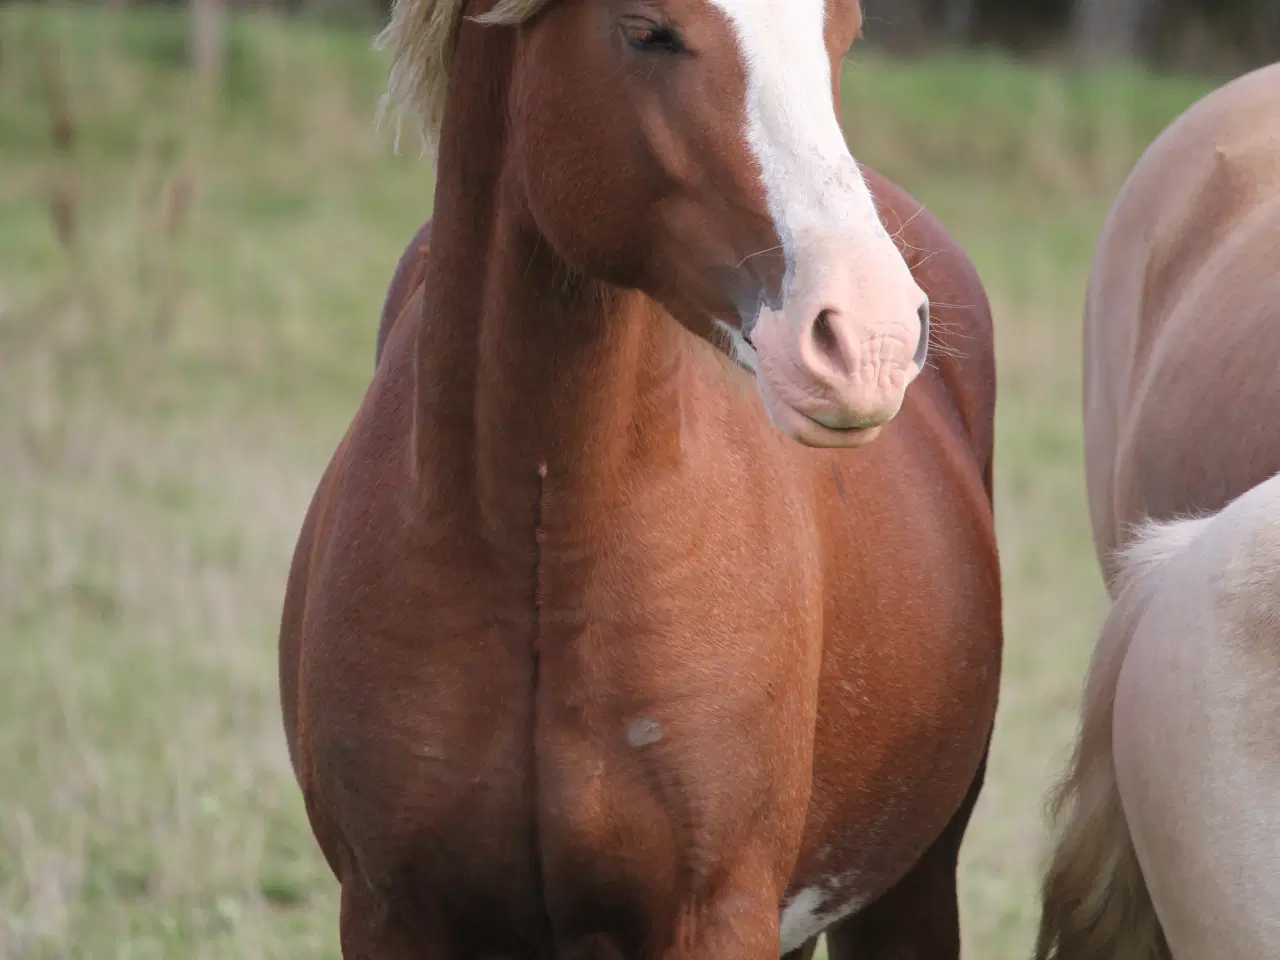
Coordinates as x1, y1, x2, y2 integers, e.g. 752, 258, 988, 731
0, 0, 1274, 957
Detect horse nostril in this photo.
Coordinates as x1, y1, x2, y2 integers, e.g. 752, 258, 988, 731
809, 309, 853, 379
913, 300, 931, 371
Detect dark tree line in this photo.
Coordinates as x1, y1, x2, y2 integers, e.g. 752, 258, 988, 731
297, 0, 1280, 67
17, 0, 1280, 73
352, 0, 1279, 67
862, 0, 1280, 69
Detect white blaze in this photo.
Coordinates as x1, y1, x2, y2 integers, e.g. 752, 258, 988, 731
707, 0, 887, 264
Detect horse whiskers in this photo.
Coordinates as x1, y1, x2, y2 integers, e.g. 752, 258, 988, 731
736, 245, 786, 269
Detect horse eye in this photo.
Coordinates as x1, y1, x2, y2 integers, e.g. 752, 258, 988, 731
619, 17, 683, 54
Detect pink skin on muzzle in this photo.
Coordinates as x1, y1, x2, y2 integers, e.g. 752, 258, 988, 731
748, 236, 930, 449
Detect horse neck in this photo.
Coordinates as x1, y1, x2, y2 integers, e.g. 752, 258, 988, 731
412, 22, 684, 544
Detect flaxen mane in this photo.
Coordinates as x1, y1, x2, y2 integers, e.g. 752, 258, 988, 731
375, 0, 554, 154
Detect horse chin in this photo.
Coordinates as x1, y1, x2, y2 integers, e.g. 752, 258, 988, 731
763, 400, 888, 449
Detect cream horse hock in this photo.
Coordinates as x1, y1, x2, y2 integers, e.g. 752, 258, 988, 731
1034, 61, 1280, 960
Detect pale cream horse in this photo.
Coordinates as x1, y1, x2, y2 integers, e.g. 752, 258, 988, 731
1034, 61, 1280, 960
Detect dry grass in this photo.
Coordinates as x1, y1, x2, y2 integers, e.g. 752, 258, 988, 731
0, 7, 1219, 957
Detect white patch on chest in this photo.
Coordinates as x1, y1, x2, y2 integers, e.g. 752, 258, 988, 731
778, 881, 870, 955
706, 0, 885, 248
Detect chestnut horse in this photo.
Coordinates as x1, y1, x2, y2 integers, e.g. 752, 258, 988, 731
1035, 61, 1280, 960
279, 1, 1003, 957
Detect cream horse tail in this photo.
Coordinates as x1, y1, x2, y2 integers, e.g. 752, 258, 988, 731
1033, 514, 1213, 960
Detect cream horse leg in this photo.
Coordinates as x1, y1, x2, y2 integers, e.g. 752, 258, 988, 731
1036, 474, 1280, 960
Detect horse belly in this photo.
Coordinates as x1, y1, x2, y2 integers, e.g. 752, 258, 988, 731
785, 450, 1002, 943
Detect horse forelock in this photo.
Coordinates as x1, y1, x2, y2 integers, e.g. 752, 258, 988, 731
375, 0, 553, 156
374, 0, 859, 158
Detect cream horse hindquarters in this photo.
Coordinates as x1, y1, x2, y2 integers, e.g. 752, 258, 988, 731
1038, 478, 1280, 960
1036, 59, 1280, 960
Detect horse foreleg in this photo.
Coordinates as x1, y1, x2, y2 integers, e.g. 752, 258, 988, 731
339, 869, 448, 960
825, 745, 989, 960
824, 848, 960, 959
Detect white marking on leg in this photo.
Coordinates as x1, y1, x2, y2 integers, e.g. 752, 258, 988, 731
779, 887, 826, 953
778, 882, 871, 955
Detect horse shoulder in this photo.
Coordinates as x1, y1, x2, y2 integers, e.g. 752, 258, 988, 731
377, 218, 434, 367
278, 422, 361, 880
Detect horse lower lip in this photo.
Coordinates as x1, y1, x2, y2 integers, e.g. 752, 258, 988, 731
801, 411, 869, 433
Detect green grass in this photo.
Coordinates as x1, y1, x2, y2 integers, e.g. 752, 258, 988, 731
0, 7, 1219, 957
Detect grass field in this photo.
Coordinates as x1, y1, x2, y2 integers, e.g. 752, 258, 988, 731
0, 8, 1221, 958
